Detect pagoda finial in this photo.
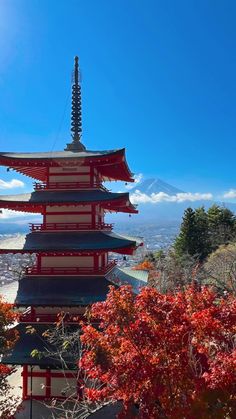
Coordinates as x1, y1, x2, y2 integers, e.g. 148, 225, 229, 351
65, 56, 86, 151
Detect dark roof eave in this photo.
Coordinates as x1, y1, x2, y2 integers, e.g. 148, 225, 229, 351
0, 148, 124, 161
1, 323, 78, 367
0, 231, 141, 254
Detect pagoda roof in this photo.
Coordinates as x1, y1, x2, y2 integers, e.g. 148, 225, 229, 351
1, 323, 76, 367
0, 190, 137, 213
0, 148, 134, 182
0, 149, 117, 159
0, 231, 142, 255
106, 266, 148, 293
15, 275, 118, 306
15, 267, 148, 306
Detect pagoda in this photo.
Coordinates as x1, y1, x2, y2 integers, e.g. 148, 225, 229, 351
0, 57, 146, 400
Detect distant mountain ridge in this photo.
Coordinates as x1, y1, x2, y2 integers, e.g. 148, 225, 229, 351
130, 178, 184, 195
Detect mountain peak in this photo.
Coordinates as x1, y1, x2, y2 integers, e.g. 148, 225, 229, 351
130, 178, 184, 195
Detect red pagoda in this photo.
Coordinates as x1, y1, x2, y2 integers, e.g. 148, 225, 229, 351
1, 57, 145, 400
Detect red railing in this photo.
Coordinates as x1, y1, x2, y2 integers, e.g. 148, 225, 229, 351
34, 182, 108, 191
20, 308, 85, 323
24, 260, 117, 276
29, 222, 113, 232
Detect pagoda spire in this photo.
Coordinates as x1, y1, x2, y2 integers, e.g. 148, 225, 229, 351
65, 56, 86, 151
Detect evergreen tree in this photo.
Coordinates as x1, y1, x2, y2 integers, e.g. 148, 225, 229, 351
175, 204, 236, 261
174, 208, 199, 258
207, 205, 236, 250
194, 206, 211, 260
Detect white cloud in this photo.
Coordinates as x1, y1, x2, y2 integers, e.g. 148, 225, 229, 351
223, 189, 236, 199
0, 209, 31, 219
130, 190, 213, 204
125, 173, 143, 190
0, 179, 24, 189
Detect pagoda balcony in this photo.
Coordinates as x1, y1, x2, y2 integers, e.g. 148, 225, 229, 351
20, 308, 85, 323
29, 222, 113, 232
24, 260, 117, 276
33, 181, 109, 191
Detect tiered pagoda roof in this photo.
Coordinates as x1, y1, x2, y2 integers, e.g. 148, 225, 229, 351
0, 56, 145, 395
15, 267, 148, 307
0, 231, 142, 254
0, 190, 137, 213
0, 148, 133, 182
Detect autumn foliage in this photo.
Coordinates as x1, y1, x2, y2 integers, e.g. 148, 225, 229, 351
0, 296, 18, 419
132, 260, 154, 271
80, 285, 236, 418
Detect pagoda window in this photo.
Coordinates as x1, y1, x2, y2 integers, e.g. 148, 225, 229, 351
50, 375, 77, 398
23, 366, 78, 400
26, 367, 46, 398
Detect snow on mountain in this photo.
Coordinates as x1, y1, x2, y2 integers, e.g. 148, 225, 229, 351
129, 178, 184, 195
123, 177, 236, 223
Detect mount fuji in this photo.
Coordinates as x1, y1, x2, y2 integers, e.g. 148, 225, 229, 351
120, 177, 236, 225
129, 178, 184, 195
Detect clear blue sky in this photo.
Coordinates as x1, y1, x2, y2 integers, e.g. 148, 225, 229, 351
0, 0, 236, 196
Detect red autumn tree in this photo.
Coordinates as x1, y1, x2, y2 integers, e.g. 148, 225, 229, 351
80, 285, 236, 419
132, 260, 155, 271
0, 296, 18, 419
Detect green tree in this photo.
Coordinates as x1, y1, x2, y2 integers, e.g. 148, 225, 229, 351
174, 208, 199, 258
207, 205, 236, 250
194, 206, 211, 260
175, 205, 236, 261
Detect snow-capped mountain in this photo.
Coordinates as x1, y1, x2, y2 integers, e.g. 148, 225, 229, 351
129, 178, 184, 195
125, 177, 236, 223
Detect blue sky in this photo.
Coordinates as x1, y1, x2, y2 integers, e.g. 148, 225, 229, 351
0, 0, 236, 207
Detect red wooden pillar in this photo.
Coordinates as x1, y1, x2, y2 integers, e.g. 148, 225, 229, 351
91, 204, 96, 229
30, 306, 36, 321
37, 254, 42, 272
102, 253, 106, 268
42, 205, 46, 228
22, 365, 28, 399
46, 166, 49, 188
90, 166, 94, 187
94, 254, 99, 272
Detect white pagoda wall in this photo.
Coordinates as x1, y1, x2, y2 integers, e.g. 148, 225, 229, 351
41, 256, 94, 268
48, 174, 90, 183
46, 205, 92, 212
45, 204, 93, 224
45, 213, 92, 223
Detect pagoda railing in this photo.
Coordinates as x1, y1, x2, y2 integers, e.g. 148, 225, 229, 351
20, 308, 101, 324
29, 222, 113, 232
24, 260, 117, 276
20, 308, 84, 323
33, 181, 109, 191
